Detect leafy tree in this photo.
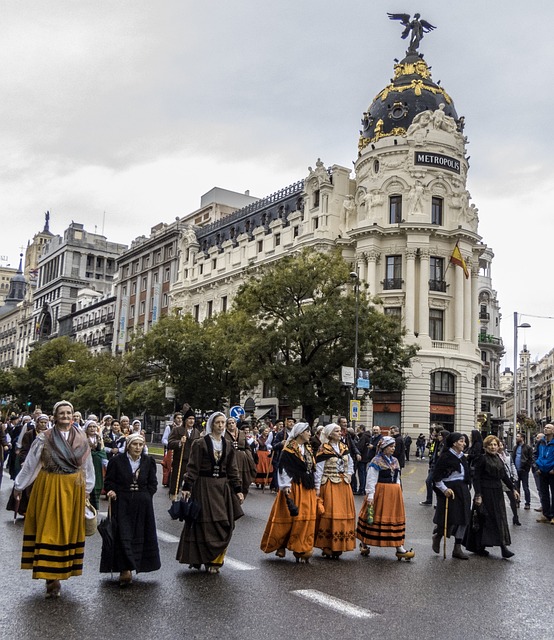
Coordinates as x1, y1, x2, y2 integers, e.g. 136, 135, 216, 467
129, 313, 234, 411
10, 337, 92, 411
228, 248, 418, 423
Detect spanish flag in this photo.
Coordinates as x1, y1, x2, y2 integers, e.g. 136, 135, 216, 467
450, 242, 469, 278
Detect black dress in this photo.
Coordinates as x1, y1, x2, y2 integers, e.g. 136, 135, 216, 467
432, 450, 472, 537
465, 453, 513, 549
102, 453, 161, 573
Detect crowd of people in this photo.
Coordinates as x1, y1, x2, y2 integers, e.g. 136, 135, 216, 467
2, 405, 554, 597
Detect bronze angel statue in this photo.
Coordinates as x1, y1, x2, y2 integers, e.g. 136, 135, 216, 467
387, 13, 436, 54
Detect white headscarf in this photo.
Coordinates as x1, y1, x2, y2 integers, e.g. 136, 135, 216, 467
286, 421, 310, 443
205, 411, 226, 435
126, 432, 146, 450
319, 423, 339, 444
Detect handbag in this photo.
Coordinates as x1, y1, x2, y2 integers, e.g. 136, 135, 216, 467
84, 499, 98, 536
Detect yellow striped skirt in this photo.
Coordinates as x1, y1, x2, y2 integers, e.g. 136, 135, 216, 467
21, 469, 86, 580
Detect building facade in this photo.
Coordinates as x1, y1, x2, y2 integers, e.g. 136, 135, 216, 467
33, 222, 127, 343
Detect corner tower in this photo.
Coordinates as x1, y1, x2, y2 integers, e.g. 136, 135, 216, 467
350, 15, 486, 433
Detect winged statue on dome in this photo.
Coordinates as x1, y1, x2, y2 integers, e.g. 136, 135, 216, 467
387, 12, 436, 54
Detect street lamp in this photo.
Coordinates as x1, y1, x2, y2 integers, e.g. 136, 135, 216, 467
513, 312, 531, 432
67, 359, 76, 393
350, 271, 360, 422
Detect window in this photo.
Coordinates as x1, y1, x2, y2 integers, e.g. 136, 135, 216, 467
164, 267, 171, 281
479, 305, 489, 320
274, 233, 281, 247
258, 240, 263, 253
212, 258, 217, 270
221, 296, 228, 313
431, 371, 454, 393
384, 255, 402, 289
207, 300, 213, 319
141, 277, 147, 291
313, 189, 320, 208
389, 195, 402, 223
193, 305, 199, 322
198, 264, 203, 276
429, 257, 446, 292
140, 301, 145, 315
131, 282, 137, 295
384, 307, 402, 323
429, 309, 444, 341
293, 226, 299, 238
263, 380, 278, 397
162, 293, 168, 307
152, 272, 159, 284
481, 375, 488, 388
313, 217, 319, 230
431, 197, 443, 225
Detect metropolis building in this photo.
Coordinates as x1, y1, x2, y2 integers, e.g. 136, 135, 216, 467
136, 25, 503, 434
94, 25, 496, 435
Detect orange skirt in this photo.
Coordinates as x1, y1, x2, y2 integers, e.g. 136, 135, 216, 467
315, 480, 356, 552
255, 450, 272, 486
260, 483, 316, 555
356, 483, 405, 548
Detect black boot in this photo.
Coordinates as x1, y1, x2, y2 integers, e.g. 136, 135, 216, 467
501, 546, 514, 559
432, 533, 442, 554
512, 516, 521, 526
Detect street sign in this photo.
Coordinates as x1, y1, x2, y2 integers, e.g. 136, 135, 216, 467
230, 405, 245, 420
350, 400, 361, 422
341, 366, 355, 385
357, 368, 370, 389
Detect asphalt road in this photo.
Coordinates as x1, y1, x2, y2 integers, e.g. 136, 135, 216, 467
0, 460, 551, 640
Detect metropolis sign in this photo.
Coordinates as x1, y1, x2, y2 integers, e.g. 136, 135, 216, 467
414, 151, 460, 174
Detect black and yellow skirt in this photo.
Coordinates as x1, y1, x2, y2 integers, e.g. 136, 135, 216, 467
21, 470, 86, 580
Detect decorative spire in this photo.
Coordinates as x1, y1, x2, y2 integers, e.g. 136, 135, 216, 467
44, 210, 50, 232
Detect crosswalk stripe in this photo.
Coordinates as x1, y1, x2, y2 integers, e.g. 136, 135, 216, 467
157, 530, 180, 543
223, 557, 257, 571
292, 589, 377, 619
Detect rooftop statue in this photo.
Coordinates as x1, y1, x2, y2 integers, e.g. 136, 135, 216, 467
387, 12, 436, 54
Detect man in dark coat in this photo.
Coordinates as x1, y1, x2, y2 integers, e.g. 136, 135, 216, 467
511, 432, 533, 509
167, 408, 201, 499
389, 426, 405, 469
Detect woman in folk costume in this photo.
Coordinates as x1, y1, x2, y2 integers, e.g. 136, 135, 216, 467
260, 422, 317, 563
356, 436, 415, 561
176, 412, 244, 574
103, 432, 161, 585
431, 432, 472, 559
314, 423, 356, 559
254, 426, 273, 489
13, 400, 95, 598
84, 419, 107, 510
225, 416, 257, 496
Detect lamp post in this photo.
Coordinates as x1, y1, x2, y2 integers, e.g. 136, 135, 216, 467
350, 271, 360, 424
513, 312, 531, 433
67, 359, 76, 393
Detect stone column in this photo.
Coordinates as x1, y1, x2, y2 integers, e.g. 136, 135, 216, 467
471, 262, 479, 345
464, 261, 472, 341
418, 249, 429, 336
366, 251, 380, 295
454, 263, 464, 340
405, 249, 416, 335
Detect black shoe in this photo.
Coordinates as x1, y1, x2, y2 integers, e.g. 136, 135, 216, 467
432, 534, 441, 554
420, 501, 432, 506
474, 548, 489, 557
524, 504, 530, 510
501, 546, 514, 559
513, 516, 521, 526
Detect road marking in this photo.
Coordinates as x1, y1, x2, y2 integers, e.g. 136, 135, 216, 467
223, 557, 257, 571
292, 589, 377, 619
157, 530, 181, 543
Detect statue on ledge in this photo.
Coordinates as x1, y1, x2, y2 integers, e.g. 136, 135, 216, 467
387, 12, 436, 54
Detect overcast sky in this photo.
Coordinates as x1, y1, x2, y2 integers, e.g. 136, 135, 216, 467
1, 0, 552, 368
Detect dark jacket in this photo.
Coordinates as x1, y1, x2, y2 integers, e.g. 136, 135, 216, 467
511, 442, 533, 473
392, 434, 405, 468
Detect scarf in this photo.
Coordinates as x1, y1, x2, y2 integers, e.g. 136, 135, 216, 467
45, 425, 90, 473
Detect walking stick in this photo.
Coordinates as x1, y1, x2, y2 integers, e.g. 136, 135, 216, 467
443, 496, 449, 559
173, 440, 185, 501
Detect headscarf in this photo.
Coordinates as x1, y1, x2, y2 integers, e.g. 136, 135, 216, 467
286, 421, 310, 443
126, 432, 146, 450
319, 423, 339, 444
84, 419, 98, 431
53, 400, 74, 415
378, 436, 396, 451
205, 411, 226, 435
446, 432, 465, 449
